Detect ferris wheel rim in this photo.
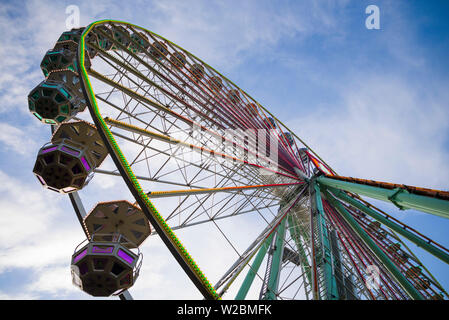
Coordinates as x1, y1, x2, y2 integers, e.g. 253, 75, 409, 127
76, 19, 306, 300
77, 20, 228, 300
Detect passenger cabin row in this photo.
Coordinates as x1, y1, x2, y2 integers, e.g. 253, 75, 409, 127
29, 27, 154, 298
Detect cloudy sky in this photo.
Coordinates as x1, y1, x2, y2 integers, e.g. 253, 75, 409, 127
0, 0, 448, 299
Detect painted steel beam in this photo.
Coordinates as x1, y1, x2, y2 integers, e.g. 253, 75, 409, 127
235, 233, 274, 300
330, 187, 449, 266
214, 185, 308, 294
262, 218, 287, 300
147, 182, 303, 199
317, 176, 449, 219
322, 188, 424, 300
103, 116, 299, 180
287, 214, 313, 286
311, 180, 339, 300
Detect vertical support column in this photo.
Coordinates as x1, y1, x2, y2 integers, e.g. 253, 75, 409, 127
235, 233, 274, 300
68, 192, 90, 238
310, 180, 339, 300
262, 218, 287, 300
309, 192, 320, 300
329, 229, 345, 299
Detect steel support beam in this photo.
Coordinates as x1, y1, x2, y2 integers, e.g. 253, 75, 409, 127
102, 116, 298, 180
262, 217, 287, 300
147, 182, 303, 198
322, 188, 424, 300
287, 214, 313, 286
329, 187, 449, 266
317, 176, 449, 219
214, 186, 307, 294
235, 233, 274, 300
311, 180, 339, 300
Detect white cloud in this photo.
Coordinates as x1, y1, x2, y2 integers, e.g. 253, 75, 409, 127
289, 74, 449, 190
0, 123, 41, 155
0, 171, 60, 249
25, 265, 84, 298
0, 170, 87, 269
145, 0, 346, 71
0, 290, 39, 300
0, 1, 64, 114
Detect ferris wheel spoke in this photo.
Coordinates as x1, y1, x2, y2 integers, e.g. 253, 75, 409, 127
93, 71, 298, 177
107, 130, 261, 190
124, 26, 258, 133
128, 141, 286, 190
323, 196, 414, 299
101, 27, 202, 103
89, 32, 300, 176
169, 190, 257, 228
163, 197, 278, 234
97, 89, 293, 179
161, 201, 279, 233
162, 167, 249, 225
146, 183, 301, 199
159, 170, 294, 235
144, 150, 254, 193
111, 70, 176, 133
94, 167, 203, 189
214, 185, 308, 295
103, 117, 299, 180
90, 29, 228, 131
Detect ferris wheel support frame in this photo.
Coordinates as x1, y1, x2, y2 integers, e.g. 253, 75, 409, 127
311, 180, 340, 300
329, 187, 449, 266
286, 214, 313, 290
317, 176, 449, 219
323, 188, 425, 300
261, 217, 287, 300
214, 185, 308, 296
235, 232, 275, 300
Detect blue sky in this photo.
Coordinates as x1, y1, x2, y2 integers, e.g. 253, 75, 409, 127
0, 0, 448, 299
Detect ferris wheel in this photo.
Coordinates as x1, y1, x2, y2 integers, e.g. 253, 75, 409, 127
27, 20, 449, 300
